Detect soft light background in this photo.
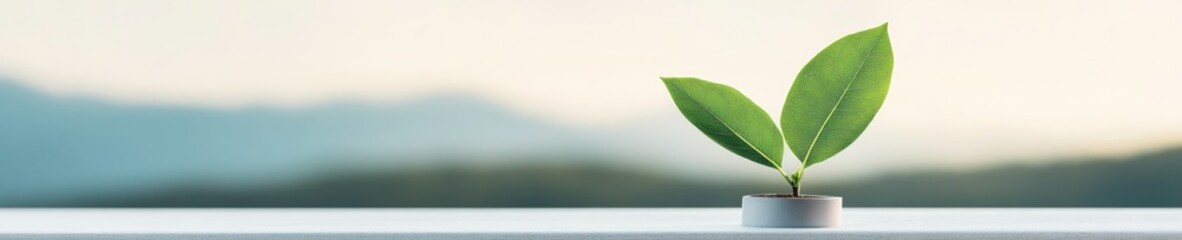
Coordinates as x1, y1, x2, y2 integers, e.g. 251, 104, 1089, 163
0, 0, 1179, 206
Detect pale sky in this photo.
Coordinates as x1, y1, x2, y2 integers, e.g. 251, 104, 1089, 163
2, 0, 1182, 171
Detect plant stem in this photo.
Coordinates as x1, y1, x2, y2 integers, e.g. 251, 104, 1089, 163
789, 167, 805, 197
777, 168, 796, 195
778, 167, 806, 198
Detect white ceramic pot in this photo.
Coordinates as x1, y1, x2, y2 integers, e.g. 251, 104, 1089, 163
741, 194, 842, 228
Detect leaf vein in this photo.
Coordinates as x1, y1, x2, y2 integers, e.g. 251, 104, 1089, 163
668, 83, 780, 169
800, 32, 884, 166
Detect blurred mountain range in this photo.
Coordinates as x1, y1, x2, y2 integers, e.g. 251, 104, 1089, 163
0, 79, 612, 204
0, 77, 761, 205
2, 78, 1180, 207
824, 147, 1182, 207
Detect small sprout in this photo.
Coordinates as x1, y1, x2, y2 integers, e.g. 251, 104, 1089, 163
662, 23, 893, 197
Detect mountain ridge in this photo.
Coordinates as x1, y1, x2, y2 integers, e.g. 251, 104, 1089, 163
0, 78, 597, 203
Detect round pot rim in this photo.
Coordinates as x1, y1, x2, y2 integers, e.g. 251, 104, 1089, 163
743, 194, 842, 200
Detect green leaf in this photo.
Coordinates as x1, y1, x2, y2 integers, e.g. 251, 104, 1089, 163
781, 23, 893, 167
662, 77, 784, 169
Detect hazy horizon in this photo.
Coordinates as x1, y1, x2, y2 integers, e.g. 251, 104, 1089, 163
4, 1, 1182, 170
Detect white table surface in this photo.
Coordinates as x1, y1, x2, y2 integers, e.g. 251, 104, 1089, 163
1, 208, 1179, 239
